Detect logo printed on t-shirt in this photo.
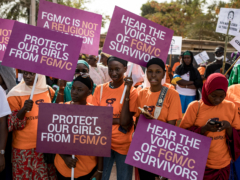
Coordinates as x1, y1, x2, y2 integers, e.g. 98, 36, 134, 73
148, 106, 155, 113
35, 99, 44, 105
106, 98, 116, 107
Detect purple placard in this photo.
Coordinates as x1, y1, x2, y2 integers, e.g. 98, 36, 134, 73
102, 6, 174, 66
2, 22, 82, 81
0, 18, 14, 62
126, 115, 211, 180
36, 103, 113, 157
37, 0, 102, 55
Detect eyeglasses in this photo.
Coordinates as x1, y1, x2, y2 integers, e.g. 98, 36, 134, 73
23, 71, 35, 76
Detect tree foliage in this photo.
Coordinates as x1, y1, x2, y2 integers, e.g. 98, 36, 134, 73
141, 0, 240, 41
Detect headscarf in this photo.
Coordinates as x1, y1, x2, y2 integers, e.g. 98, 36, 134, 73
78, 60, 89, 69
73, 75, 93, 90
7, 74, 49, 98
175, 50, 203, 89
202, 73, 228, 106
147, 58, 166, 71
107, 56, 128, 67
0, 62, 16, 93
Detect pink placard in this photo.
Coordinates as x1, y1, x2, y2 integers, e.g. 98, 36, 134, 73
102, 6, 174, 66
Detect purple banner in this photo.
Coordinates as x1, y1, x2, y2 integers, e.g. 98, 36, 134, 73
36, 103, 113, 157
2, 22, 82, 81
0, 18, 14, 62
37, 0, 102, 55
125, 115, 211, 180
102, 6, 174, 66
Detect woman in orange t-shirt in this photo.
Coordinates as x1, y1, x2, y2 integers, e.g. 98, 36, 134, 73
54, 75, 103, 180
135, 58, 182, 180
92, 56, 138, 180
7, 72, 56, 180
180, 73, 240, 180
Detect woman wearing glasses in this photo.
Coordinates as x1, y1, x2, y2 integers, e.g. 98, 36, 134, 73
54, 60, 96, 104
7, 71, 56, 179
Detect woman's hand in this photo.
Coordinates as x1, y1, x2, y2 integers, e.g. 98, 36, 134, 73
90, 171, 102, 180
60, 155, 78, 169
218, 121, 231, 132
124, 77, 133, 92
141, 106, 154, 119
58, 79, 67, 91
23, 100, 33, 112
201, 120, 221, 134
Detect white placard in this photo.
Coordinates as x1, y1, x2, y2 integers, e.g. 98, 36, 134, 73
216, 8, 240, 36
168, 36, 182, 55
194, 51, 209, 65
230, 34, 240, 52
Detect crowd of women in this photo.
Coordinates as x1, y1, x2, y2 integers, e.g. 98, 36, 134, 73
1, 47, 240, 180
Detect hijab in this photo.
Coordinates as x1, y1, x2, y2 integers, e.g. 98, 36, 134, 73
202, 73, 228, 106
0, 62, 16, 93
7, 74, 49, 98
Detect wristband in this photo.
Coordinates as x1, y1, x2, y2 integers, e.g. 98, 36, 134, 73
97, 170, 103, 173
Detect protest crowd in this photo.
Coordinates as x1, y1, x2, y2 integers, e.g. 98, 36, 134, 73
1, 2, 240, 180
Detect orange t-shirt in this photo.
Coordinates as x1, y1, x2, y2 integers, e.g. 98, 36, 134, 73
7, 88, 55, 149
135, 87, 182, 122
179, 100, 240, 169
163, 83, 175, 89
92, 82, 138, 155
226, 84, 240, 118
198, 66, 206, 84
54, 102, 97, 178
87, 94, 93, 104
172, 62, 180, 72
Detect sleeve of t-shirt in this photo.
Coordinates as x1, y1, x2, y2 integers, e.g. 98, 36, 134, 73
231, 105, 240, 130
0, 90, 11, 118
7, 96, 22, 112
167, 90, 182, 121
129, 87, 138, 113
92, 85, 100, 106
179, 101, 199, 129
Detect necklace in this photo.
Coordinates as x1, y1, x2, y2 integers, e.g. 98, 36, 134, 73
109, 82, 114, 89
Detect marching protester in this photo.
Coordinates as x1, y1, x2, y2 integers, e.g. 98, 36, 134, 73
171, 50, 203, 114
228, 52, 240, 86
88, 55, 111, 85
54, 60, 96, 104
0, 63, 16, 180
204, 46, 232, 79
54, 75, 103, 180
92, 56, 138, 180
134, 58, 182, 180
7, 72, 56, 179
180, 73, 240, 180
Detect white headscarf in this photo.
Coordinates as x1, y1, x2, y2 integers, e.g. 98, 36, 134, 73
7, 74, 49, 98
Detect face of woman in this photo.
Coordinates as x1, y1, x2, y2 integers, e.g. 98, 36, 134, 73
23, 71, 36, 86
71, 81, 90, 102
108, 61, 127, 82
100, 54, 108, 65
208, 90, 226, 106
88, 55, 97, 66
183, 55, 192, 66
147, 64, 165, 86
75, 64, 89, 76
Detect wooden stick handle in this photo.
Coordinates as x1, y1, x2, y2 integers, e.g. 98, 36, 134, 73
224, 56, 240, 77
